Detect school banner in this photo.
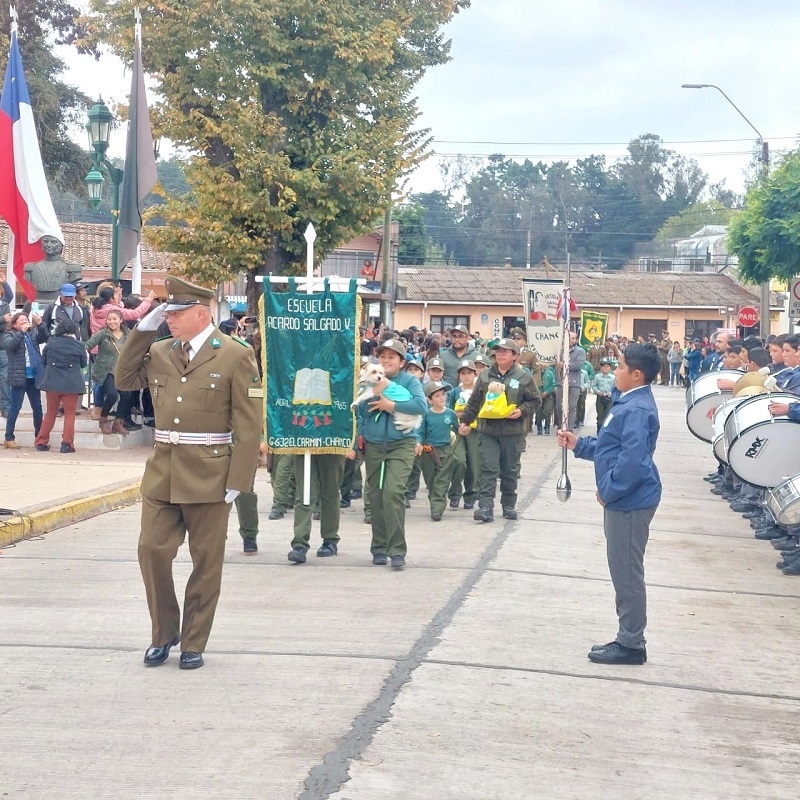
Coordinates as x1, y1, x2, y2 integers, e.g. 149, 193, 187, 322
261, 277, 359, 454
521, 277, 564, 365
579, 310, 608, 348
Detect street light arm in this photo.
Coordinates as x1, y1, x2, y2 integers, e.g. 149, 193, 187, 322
681, 83, 763, 141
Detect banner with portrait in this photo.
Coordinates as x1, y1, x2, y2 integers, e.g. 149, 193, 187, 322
579, 310, 609, 348
260, 277, 359, 454
521, 277, 565, 366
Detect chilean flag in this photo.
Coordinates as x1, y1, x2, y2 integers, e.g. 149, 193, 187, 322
0, 25, 63, 301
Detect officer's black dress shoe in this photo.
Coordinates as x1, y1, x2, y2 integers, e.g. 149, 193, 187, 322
288, 546, 307, 564
269, 507, 285, 520
179, 652, 204, 670
431, 511, 443, 521
317, 540, 338, 557
464, 500, 475, 510
372, 553, 388, 565
144, 635, 181, 666
502, 507, 518, 520
390, 555, 406, 570
587, 641, 645, 665
243, 537, 258, 555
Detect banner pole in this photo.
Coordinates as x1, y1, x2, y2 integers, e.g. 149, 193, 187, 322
302, 223, 317, 506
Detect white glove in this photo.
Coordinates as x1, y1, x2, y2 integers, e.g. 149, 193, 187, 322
137, 302, 168, 331
225, 489, 240, 503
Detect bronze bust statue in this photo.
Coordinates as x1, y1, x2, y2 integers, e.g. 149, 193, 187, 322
23, 235, 82, 302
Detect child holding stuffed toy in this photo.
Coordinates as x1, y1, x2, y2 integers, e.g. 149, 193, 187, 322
448, 358, 480, 510
459, 338, 541, 523
415, 380, 460, 521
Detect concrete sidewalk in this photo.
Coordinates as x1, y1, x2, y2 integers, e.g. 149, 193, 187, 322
1, 387, 798, 799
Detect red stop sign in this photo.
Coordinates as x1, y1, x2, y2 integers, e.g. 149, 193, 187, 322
738, 306, 759, 327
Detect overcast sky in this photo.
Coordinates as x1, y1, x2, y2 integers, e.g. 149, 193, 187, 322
57, 1, 800, 198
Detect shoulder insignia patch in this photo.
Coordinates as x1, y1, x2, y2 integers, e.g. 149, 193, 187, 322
210, 338, 221, 349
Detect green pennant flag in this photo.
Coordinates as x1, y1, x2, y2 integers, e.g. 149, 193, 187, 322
117, 18, 157, 270
579, 310, 609, 348
261, 278, 359, 454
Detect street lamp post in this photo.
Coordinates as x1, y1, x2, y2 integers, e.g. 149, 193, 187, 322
681, 83, 771, 336
84, 98, 124, 283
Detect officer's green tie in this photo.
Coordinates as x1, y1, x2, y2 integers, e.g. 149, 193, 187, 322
181, 341, 191, 368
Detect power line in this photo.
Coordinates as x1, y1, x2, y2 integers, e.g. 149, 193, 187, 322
432, 136, 797, 146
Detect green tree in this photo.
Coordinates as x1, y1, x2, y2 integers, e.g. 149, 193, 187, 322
728, 149, 800, 283
395, 202, 427, 265
0, 3, 92, 194
87, 0, 469, 307
655, 200, 736, 240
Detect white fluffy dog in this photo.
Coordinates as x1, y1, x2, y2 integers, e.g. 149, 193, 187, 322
352, 363, 422, 433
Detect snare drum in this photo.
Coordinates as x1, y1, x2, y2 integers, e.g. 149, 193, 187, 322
766, 474, 800, 527
723, 393, 800, 488
711, 397, 749, 463
685, 370, 743, 443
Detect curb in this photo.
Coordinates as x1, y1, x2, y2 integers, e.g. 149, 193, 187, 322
0, 479, 142, 549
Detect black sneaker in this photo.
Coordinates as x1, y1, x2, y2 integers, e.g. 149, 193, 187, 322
312, 511, 321, 521
407, 491, 417, 500
60, 443, 76, 454
243, 537, 258, 555
340, 498, 351, 508
351, 489, 362, 499
502, 507, 518, 520
317, 541, 338, 557
755, 527, 784, 540
123, 419, 143, 431
473, 507, 493, 523
449, 498, 460, 509
463, 500, 475, 510
35, 444, 50, 452
287, 546, 307, 564
363, 515, 372, 525
591, 641, 647, 662
372, 553, 387, 565
587, 641, 645, 665
390, 555, 406, 570
269, 508, 285, 520
431, 512, 443, 521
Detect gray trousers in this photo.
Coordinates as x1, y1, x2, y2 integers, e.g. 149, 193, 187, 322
555, 384, 580, 431
604, 505, 657, 650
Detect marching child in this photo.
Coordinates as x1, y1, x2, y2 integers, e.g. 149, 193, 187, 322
557, 343, 662, 666
448, 359, 480, 510
536, 363, 556, 435
591, 358, 615, 432
424, 356, 446, 386
416, 381, 459, 521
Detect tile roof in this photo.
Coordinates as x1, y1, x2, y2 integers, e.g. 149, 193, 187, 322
396, 266, 762, 308
0, 222, 177, 271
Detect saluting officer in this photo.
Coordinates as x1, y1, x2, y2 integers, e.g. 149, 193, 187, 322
116, 276, 263, 670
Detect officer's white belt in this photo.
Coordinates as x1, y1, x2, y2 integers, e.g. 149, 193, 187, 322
155, 430, 233, 445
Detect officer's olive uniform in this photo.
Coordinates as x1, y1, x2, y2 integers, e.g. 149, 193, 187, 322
117, 325, 262, 654
460, 361, 541, 512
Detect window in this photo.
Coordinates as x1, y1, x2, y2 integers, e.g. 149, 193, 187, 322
685, 320, 723, 342
430, 315, 470, 333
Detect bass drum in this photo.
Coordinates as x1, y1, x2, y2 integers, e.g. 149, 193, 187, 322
686, 370, 743, 443
724, 393, 800, 488
711, 397, 749, 463
766, 474, 800, 527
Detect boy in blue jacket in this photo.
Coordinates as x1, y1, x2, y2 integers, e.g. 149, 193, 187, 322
558, 343, 662, 665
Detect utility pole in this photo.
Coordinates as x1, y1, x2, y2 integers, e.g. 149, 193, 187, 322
380, 205, 392, 326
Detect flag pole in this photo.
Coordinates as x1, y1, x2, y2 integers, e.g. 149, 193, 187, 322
302, 223, 317, 507
556, 252, 572, 502
131, 7, 142, 297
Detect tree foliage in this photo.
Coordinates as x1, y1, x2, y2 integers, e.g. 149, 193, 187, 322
86, 0, 468, 303
728, 149, 800, 283
0, 3, 93, 194
411, 134, 709, 268
655, 200, 736, 240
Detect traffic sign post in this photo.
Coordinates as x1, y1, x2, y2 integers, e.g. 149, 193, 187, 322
789, 278, 800, 320
738, 306, 759, 328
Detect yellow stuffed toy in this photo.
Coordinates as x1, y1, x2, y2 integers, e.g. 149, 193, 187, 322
478, 381, 517, 419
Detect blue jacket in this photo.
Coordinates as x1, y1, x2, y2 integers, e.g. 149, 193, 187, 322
686, 349, 703, 374
789, 402, 800, 423
355, 370, 426, 445
573, 384, 661, 511
776, 366, 800, 395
